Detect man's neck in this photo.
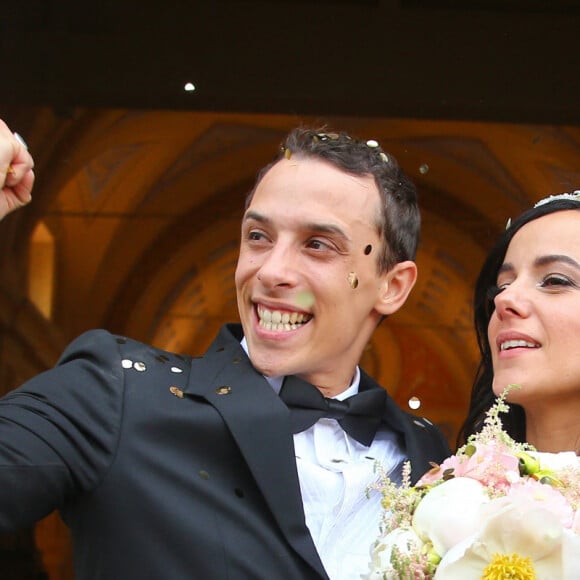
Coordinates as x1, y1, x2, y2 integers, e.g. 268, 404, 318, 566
239, 336, 360, 399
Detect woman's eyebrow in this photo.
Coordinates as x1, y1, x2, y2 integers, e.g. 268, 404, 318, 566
498, 255, 580, 276
534, 254, 580, 270
497, 262, 514, 276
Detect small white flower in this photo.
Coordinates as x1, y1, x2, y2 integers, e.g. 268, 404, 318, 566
531, 450, 579, 471
363, 528, 423, 579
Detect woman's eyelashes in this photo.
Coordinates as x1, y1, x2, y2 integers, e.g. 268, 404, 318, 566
489, 274, 578, 297
539, 273, 577, 288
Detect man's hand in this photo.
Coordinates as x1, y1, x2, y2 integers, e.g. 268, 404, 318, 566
0, 120, 34, 220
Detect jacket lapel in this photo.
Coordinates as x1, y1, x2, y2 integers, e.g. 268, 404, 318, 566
185, 325, 328, 579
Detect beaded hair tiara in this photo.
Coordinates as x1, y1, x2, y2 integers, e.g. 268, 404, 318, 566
505, 189, 580, 230
533, 189, 580, 208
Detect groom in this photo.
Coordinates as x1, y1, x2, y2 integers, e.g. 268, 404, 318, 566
0, 121, 450, 579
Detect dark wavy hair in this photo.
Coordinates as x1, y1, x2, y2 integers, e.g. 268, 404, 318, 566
246, 127, 420, 273
458, 197, 580, 446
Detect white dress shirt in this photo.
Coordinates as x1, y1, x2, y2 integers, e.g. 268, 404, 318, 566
241, 340, 406, 580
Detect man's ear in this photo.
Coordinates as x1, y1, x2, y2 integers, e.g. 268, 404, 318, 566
375, 260, 418, 316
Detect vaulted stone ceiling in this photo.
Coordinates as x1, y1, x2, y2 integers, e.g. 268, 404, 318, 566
1, 106, 578, 444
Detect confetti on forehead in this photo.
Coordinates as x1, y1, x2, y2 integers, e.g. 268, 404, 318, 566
295, 290, 315, 310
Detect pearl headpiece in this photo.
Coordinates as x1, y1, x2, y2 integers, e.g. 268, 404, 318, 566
506, 189, 580, 229
533, 189, 580, 208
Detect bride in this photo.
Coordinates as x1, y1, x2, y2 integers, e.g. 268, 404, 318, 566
365, 192, 580, 579
460, 191, 580, 456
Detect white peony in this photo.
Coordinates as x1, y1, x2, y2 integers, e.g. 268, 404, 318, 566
434, 496, 580, 579
412, 477, 489, 558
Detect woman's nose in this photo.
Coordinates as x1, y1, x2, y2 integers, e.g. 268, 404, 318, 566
493, 283, 531, 319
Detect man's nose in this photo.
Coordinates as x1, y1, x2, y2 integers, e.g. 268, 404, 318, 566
256, 243, 300, 288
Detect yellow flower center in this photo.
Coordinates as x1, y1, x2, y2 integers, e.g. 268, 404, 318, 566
482, 553, 536, 580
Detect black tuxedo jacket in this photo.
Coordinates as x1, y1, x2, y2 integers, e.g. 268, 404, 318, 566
0, 324, 450, 579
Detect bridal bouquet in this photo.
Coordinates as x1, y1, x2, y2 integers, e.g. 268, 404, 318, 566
364, 386, 580, 579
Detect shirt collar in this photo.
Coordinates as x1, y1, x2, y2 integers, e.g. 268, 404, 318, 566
240, 337, 360, 399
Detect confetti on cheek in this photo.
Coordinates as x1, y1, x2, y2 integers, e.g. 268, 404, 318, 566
295, 290, 315, 310
347, 272, 359, 289
364, 244, 372, 255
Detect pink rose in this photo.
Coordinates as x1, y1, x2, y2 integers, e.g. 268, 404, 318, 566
507, 478, 575, 528
418, 442, 520, 492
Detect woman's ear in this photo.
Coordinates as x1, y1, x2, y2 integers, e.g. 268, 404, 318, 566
375, 260, 418, 316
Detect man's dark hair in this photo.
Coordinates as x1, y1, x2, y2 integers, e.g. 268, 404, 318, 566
246, 127, 420, 273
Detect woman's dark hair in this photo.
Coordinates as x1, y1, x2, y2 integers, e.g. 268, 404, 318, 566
246, 126, 420, 273
458, 197, 580, 447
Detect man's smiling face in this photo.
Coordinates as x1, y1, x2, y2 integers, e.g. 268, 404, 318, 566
235, 156, 406, 392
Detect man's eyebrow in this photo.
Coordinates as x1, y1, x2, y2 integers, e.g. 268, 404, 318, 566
243, 211, 351, 241
304, 222, 350, 241
243, 210, 270, 225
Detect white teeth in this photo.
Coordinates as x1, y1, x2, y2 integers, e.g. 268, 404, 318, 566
259, 321, 301, 331
257, 306, 312, 332
500, 339, 539, 351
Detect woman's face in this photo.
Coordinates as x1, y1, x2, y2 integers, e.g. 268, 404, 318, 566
488, 210, 580, 409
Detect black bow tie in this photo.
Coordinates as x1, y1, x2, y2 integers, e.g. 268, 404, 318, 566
279, 376, 387, 446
